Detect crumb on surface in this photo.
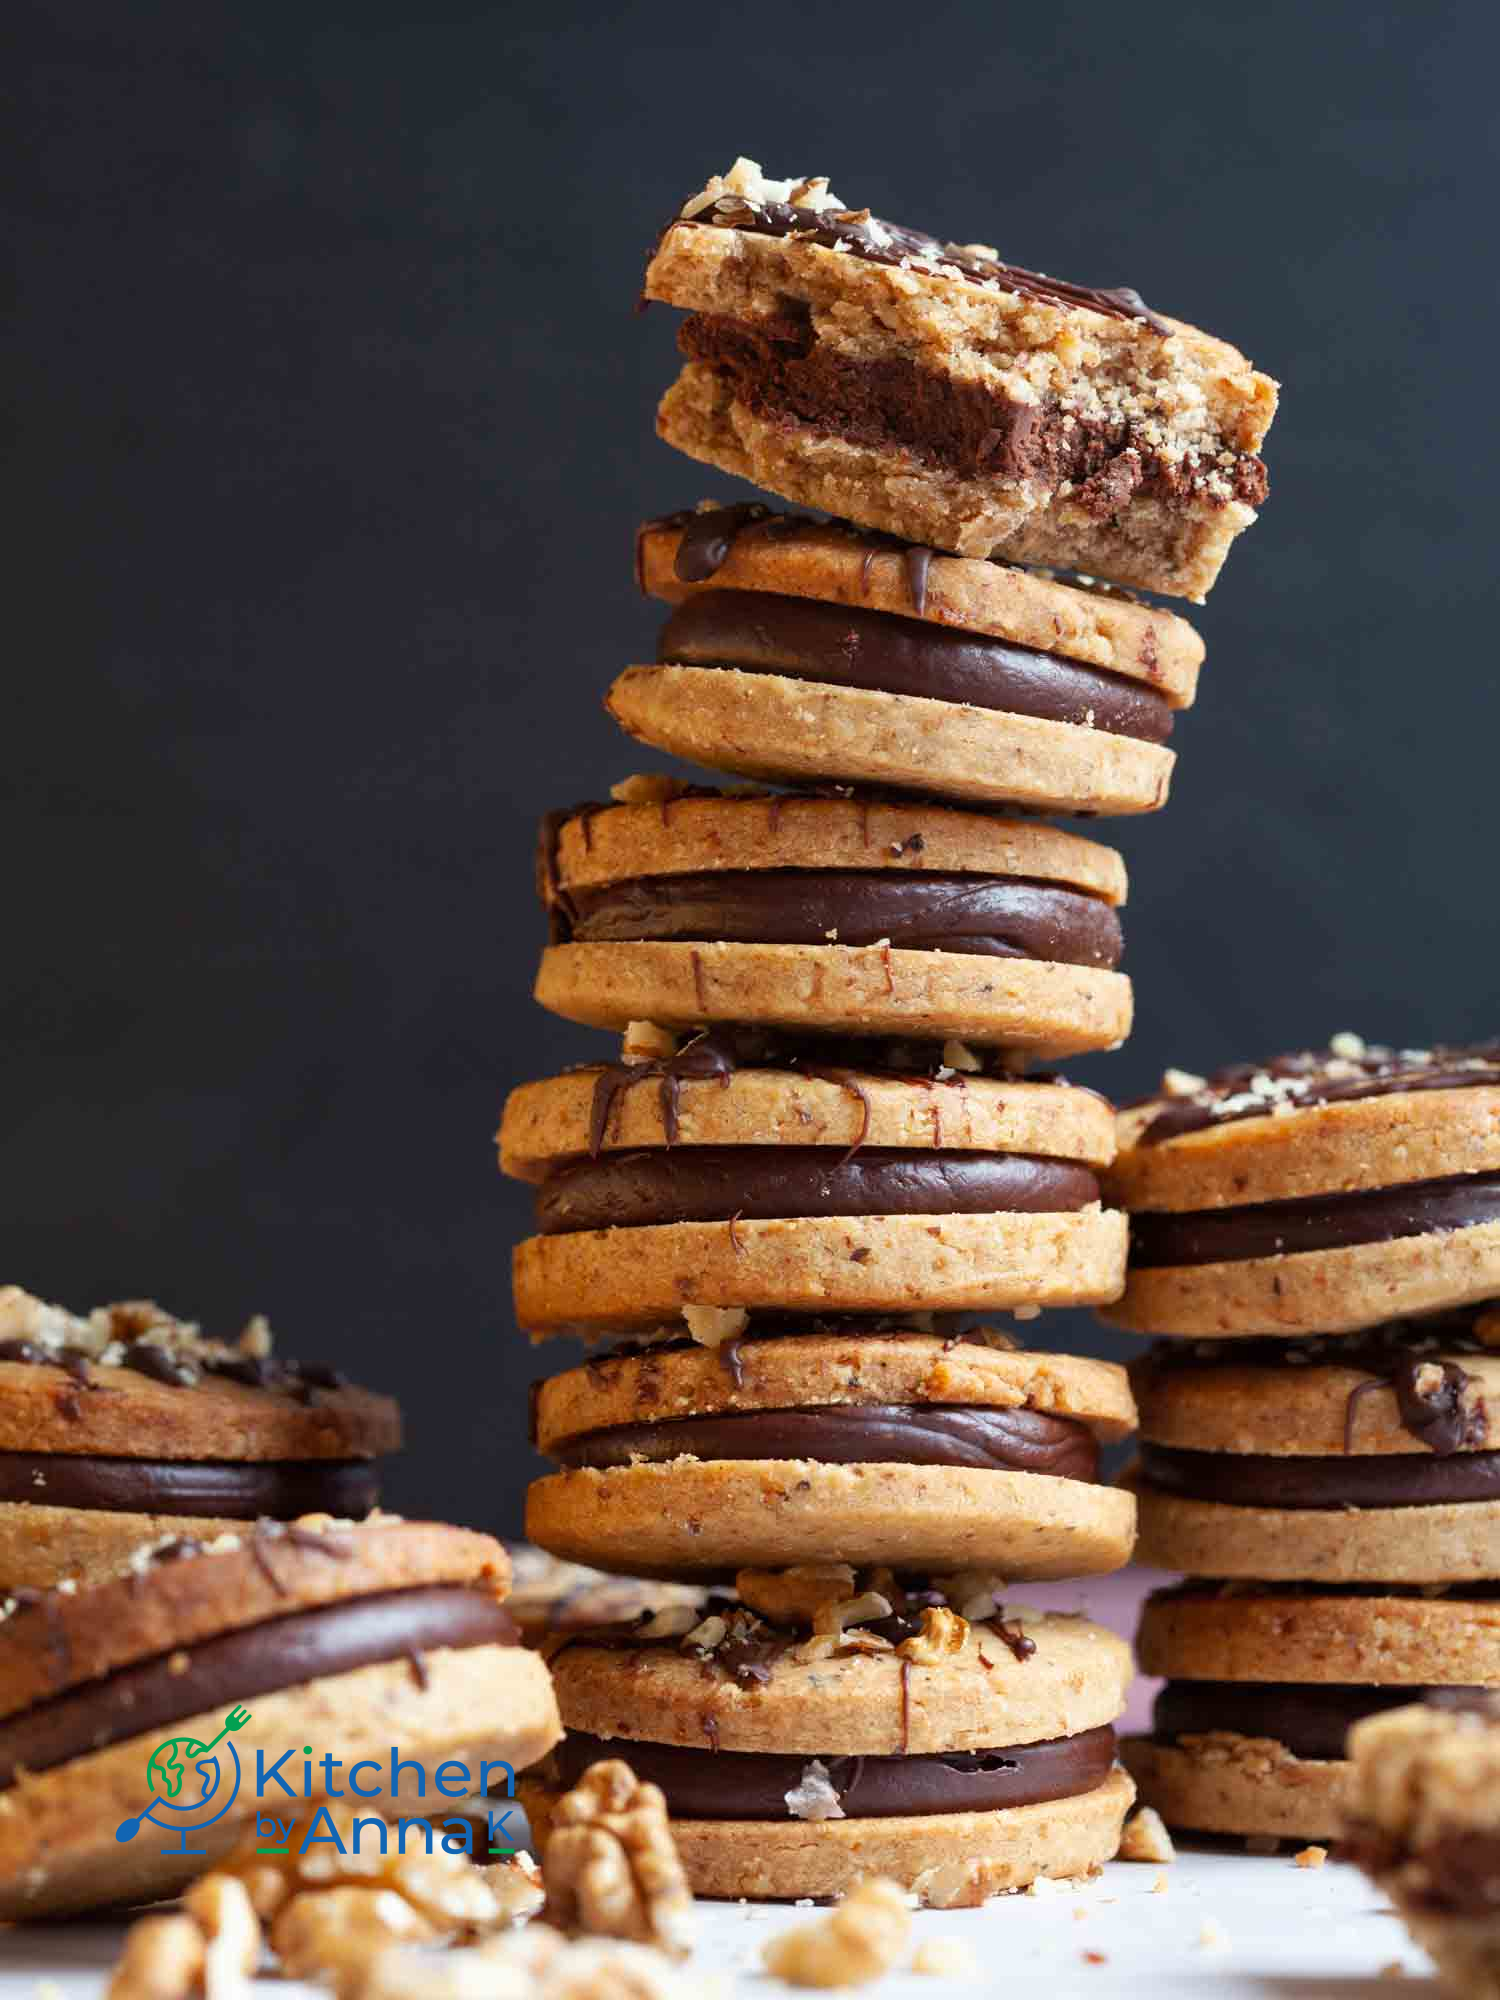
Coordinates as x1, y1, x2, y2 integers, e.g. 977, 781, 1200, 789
1197, 1918, 1230, 1952
1294, 1846, 1328, 1869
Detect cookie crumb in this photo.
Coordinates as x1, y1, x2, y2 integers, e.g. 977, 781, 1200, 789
1118, 1807, 1175, 1864
910, 1938, 978, 1977
1197, 1918, 1230, 1952
1294, 1845, 1328, 1869
1150, 1873, 1169, 1895
763, 1877, 910, 1987
1081, 1950, 1107, 1966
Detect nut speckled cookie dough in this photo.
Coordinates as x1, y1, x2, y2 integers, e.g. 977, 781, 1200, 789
1122, 1581, 1500, 1841
1105, 1039, 1500, 1336
644, 161, 1276, 599
526, 1569, 1133, 1902
0, 1288, 400, 1589
1126, 1313, 1500, 1579
0, 1517, 560, 1919
1346, 1695, 1500, 1999
535, 789, 1132, 1059
613, 506, 1200, 814
525, 1334, 1136, 1578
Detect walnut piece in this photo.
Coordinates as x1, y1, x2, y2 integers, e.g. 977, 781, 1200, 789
542, 1759, 695, 1959
358, 1930, 699, 2000
762, 1877, 911, 1988
272, 1888, 434, 1994
218, 1808, 500, 1934
475, 1851, 545, 1926
784, 1759, 846, 1822
896, 1607, 968, 1664
911, 1937, 980, 1977
737, 1564, 857, 1626
609, 775, 694, 807
181, 1875, 260, 1996
680, 1303, 750, 1349
1117, 1806, 1175, 1865
105, 1916, 208, 2000
1294, 1845, 1328, 1869
621, 1021, 679, 1064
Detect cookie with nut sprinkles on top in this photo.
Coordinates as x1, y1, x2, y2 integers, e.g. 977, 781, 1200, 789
524, 1323, 1136, 1580
1104, 1036, 1500, 1337
643, 159, 1277, 600
534, 785, 1132, 1060
615, 505, 1199, 816
523, 1563, 1134, 1904
0, 1517, 559, 1919
0, 1287, 401, 1590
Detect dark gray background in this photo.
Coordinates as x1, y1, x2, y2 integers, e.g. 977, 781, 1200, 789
6, 1, 1494, 1533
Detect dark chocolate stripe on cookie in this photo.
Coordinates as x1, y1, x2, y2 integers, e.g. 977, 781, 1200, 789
1129, 1171, 1500, 1268
658, 592, 1175, 744
549, 1404, 1099, 1481
679, 313, 1267, 515
1139, 1442, 1500, 1510
1153, 1681, 1490, 1763
0, 1586, 516, 1791
554, 1722, 1116, 1819
562, 871, 1123, 969
0, 1453, 380, 1521
534, 1148, 1098, 1234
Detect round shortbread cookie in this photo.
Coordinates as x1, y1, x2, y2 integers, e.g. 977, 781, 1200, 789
544, 791, 1126, 902
607, 664, 1176, 816
532, 1335, 1137, 1449
637, 512, 1203, 696
1127, 1473, 1500, 1583
1132, 1339, 1500, 1457
514, 1207, 1129, 1337
1137, 1585, 1500, 1686
1112, 1086, 1500, 1214
0, 1644, 558, 1920
543, 1610, 1132, 1755
536, 941, 1132, 1058
501, 1064, 1116, 1181
523, 1766, 1134, 1905
527, 1459, 1137, 1580
1106, 1221, 1500, 1338
1120, 1734, 1342, 1840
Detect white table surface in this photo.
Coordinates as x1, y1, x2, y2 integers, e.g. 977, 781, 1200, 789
0, 1846, 1431, 1995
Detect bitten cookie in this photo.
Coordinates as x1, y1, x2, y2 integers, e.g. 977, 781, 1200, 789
1104, 1038, 1500, 1337
1126, 1315, 1500, 1581
535, 789, 1132, 1059
1345, 1695, 1500, 1998
1122, 1582, 1500, 1842
524, 1566, 1133, 1903
0, 1288, 400, 1590
643, 160, 1277, 601
506, 1028, 1126, 1337
0, 1517, 560, 1919
525, 1331, 1136, 1578
614, 506, 1199, 815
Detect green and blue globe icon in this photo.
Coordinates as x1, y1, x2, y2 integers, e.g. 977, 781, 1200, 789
116, 1704, 252, 1854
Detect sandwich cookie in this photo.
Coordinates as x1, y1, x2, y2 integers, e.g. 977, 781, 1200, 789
615, 506, 1199, 816
505, 1029, 1126, 1339
0, 1516, 560, 1919
525, 1331, 1137, 1578
535, 790, 1131, 1059
1127, 1315, 1500, 1581
523, 1566, 1134, 1903
1345, 1694, 1500, 1998
1105, 1038, 1500, 1337
0, 1288, 399, 1590
643, 159, 1276, 600
1124, 1582, 1500, 1842
503, 1541, 705, 1647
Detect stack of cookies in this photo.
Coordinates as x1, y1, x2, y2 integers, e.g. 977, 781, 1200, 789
1106, 1038, 1500, 1843
499, 155, 1279, 1902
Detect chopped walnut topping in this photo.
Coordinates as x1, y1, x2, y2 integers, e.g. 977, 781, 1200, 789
684, 157, 845, 219
216, 1810, 502, 1933
812, 1590, 894, 1637
784, 1760, 846, 1823
1117, 1808, 1175, 1865
620, 1021, 680, 1065
0, 1284, 276, 1380
939, 1039, 983, 1074
680, 1304, 749, 1349
357, 1930, 701, 2000
932, 1571, 1009, 1623
272, 1888, 435, 1993
896, 1606, 968, 1664
1160, 1068, 1207, 1099
737, 1564, 857, 1626
762, 1878, 911, 1988
542, 1760, 695, 1959
105, 1914, 208, 2000
608, 775, 695, 807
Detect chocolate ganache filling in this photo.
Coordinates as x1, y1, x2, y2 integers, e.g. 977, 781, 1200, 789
535, 1148, 1098, 1234
549, 1404, 1099, 1481
560, 871, 1123, 969
0, 1586, 516, 1792
1153, 1681, 1490, 1763
0, 1453, 380, 1520
553, 1723, 1115, 1819
1138, 1442, 1500, 1510
1129, 1171, 1500, 1268
657, 591, 1174, 745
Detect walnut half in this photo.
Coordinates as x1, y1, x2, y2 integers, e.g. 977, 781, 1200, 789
542, 1760, 695, 1960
